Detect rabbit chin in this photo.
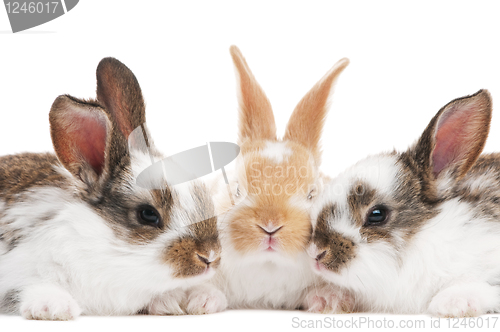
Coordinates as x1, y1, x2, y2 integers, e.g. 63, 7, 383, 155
181, 266, 217, 286
311, 260, 346, 285
233, 246, 303, 267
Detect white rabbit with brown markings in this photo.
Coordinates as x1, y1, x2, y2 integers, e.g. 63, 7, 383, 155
184, 46, 349, 314
308, 89, 500, 317
0, 58, 221, 320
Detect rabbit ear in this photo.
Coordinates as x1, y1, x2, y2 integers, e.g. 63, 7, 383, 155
230, 45, 277, 144
284, 58, 349, 165
413, 90, 492, 183
96, 57, 146, 140
50, 95, 114, 182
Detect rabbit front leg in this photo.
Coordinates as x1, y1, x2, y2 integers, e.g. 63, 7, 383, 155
144, 288, 187, 315
303, 284, 356, 313
428, 281, 500, 317
19, 283, 81, 320
185, 284, 228, 315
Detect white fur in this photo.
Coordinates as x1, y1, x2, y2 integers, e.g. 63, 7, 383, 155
310, 154, 500, 316
185, 284, 228, 314
20, 283, 82, 320
211, 245, 319, 309
187, 145, 322, 311
146, 288, 186, 315
0, 149, 218, 318
200, 201, 321, 310
260, 141, 293, 163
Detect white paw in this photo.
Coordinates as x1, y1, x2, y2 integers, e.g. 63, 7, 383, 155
20, 291, 81, 321
427, 282, 500, 317
146, 289, 186, 315
304, 286, 355, 314
428, 293, 481, 317
186, 286, 227, 315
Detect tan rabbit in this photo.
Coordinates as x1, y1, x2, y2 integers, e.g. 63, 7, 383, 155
183, 46, 349, 313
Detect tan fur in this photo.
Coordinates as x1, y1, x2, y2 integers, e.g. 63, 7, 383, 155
284, 58, 349, 164
225, 47, 349, 256
230, 140, 315, 254
230, 46, 277, 143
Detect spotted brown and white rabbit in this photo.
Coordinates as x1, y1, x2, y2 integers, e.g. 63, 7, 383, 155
184, 46, 349, 314
308, 89, 500, 317
0, 58, 221, 320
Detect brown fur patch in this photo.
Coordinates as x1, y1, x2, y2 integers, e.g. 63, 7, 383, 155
347, 182, 376, 227
0, 153, 67, 203
86, 176, 175, 244
96, 57, 146, 139
345, 181, 395, 243
312, 204, 356, 272
446, 153, 500, 220
163, 217, 220, 278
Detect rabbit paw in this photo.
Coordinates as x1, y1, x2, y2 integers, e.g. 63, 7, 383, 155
186, 285, 227, 315
428, 294, 480, 317
304, 286, 355, 314
20, 284, 81, 320
146, 289, 186, 315
428, 282, 498, 317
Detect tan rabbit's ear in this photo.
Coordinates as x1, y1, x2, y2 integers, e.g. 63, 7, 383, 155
49, 95, 116, 182
284, 58, 349, 165
96, 57, 146, 140
230, 46, 277, 144
413, 90, 492, 182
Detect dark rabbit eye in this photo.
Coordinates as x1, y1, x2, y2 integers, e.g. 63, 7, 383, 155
137, 206, 161, 227
365, 206, 389, 226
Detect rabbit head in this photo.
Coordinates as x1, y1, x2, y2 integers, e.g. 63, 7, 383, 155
50, 58, 221, 285
308, 90, 492, 299
219, 46, 349, 264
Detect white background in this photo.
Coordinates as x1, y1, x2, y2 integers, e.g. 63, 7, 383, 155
2, 1, 500, 331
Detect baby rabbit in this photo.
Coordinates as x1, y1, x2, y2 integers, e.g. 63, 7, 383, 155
308, 89, 500, 317
184, 46, 349, 314
0, 58, 220, 320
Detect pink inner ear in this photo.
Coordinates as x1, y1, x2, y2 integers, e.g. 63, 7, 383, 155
68, 112, 107, 175
432, 103, 477, 177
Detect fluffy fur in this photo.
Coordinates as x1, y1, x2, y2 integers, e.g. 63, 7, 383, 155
184, 46, 349, 313
308, 90, 500, 317
0, 58, 220, 320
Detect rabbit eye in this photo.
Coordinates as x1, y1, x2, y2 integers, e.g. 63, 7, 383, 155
137, 205, 162, 227
365, 206, 389, 226
235, 184, 241, 198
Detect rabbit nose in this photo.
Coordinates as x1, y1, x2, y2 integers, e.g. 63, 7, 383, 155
307, 243, 326, 260
196, 251, 218, 266
316, 250, 327, 262
258, 224, 283, 236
